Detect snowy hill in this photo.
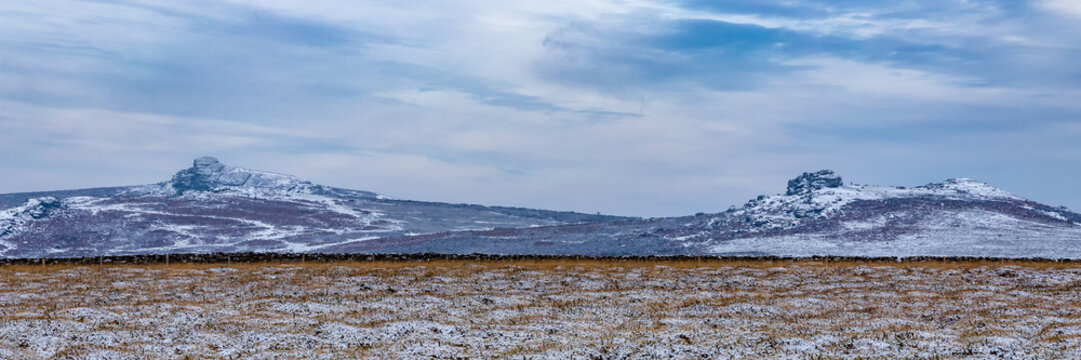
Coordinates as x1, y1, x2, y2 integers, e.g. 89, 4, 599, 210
694, 171, 1081, 257
0, 157, 625, 258
320, 170, 1081, 258
2, 161, 1080, 258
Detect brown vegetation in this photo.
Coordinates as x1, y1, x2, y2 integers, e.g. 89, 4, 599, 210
2, 260, 1080, 358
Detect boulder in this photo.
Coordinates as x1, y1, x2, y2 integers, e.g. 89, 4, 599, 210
167, 156, 314, 195
786, 170, 843, 195
170, 156, 235, 192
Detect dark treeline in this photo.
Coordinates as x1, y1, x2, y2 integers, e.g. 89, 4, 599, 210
1, 252, 1080, 266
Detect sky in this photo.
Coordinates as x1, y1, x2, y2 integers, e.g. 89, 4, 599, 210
1, 0, 1080, 217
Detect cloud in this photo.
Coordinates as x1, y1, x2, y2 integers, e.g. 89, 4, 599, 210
1042, 0, 1081, 17
1, 0, 1080, 215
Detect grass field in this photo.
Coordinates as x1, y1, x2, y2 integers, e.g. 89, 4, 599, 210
2, 259, 1081, 359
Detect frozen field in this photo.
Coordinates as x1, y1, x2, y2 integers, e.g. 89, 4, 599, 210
2, 260, 1081, 359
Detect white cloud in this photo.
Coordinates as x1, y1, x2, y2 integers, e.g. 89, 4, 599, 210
1042, 0, 1081, 17
1, 0, 1080, 215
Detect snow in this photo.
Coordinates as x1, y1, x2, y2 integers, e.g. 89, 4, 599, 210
736, 179, 1021, 222
934, 177, 1020, 199
0, 239, 14, 256
1040, 210, 1069, 221
64, 197, 164, 216
841, 215, 888, 231
0, 205, 17, 223
707, 176, 1056, 247
709, 208, 1081, 257
40, 191, 408, 255
0, 197, 63, 255
5, 160, 1077, 259
277, 236, 377, 253
118, 158, 378, 201
3, 263, 1081, 358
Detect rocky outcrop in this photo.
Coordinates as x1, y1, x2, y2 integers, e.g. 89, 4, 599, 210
23, 197, 63, 219
170, 156, 231, 192
786, 170, 843, 195
0, 196, 63, 238
168, 156, 313, 194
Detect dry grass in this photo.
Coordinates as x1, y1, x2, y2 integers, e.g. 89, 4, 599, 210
7, 257, 1079, 272
2, 260, 1081, 359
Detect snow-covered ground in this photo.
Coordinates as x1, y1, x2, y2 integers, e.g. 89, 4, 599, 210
0, 157, 626, 258
708, 209, 1081, 257
2, 261, 1081, 359
726, 177, 1035, 233
6, 161, 1080, 258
